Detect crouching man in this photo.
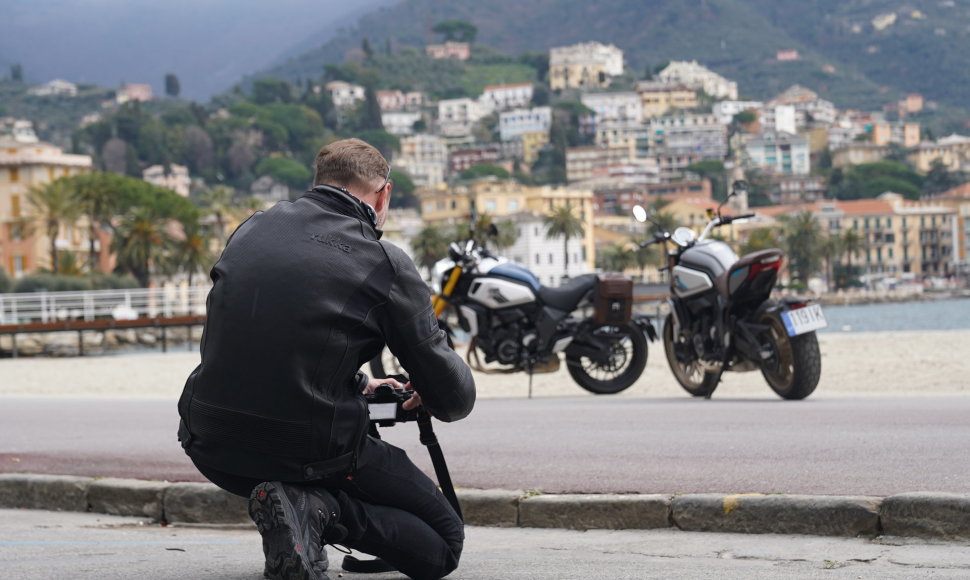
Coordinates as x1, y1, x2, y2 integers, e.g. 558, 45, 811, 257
177, 138, 476, 579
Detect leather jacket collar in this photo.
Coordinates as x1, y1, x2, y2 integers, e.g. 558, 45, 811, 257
303, 185, 383, 240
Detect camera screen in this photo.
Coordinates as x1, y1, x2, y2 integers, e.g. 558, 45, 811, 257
368, 402, 398, 421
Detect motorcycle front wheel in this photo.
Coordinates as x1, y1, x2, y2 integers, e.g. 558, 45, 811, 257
756, 310, 821, 400
565, 322, 648, 394
662, 314, 722, 397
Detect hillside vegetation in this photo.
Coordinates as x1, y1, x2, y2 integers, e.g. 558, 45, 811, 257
257, 0, 970, 121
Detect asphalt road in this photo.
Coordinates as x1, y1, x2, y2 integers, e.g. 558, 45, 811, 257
3, 510, 970, 580
1, 396, 968, 496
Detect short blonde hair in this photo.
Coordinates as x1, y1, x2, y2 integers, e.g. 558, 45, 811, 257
313, 138, 389, 192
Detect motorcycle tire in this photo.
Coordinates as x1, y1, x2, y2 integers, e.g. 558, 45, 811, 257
662, 314, 722, 397
566, 322, 648, 395
757, 310, 821, 400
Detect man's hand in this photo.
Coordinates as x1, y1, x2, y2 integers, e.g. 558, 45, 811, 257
402, 382, 423, 412
362, 376, 406, 394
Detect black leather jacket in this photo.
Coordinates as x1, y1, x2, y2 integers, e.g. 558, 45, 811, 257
178, 186, 475, 482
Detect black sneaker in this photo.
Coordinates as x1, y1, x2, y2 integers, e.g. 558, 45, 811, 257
249, 481, 338, 580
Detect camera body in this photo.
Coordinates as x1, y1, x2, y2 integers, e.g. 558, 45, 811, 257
365, 383, 419, 427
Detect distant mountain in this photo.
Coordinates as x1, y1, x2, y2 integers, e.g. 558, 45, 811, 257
0, 0, 396, 100
254, 0, 970, 115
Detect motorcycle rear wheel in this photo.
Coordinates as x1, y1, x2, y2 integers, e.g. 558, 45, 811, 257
662, 314, 722, 397
566, 322, 648, 394
757, 311, 821, 400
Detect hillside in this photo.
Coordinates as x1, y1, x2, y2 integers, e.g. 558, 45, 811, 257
254, 0, 970, 121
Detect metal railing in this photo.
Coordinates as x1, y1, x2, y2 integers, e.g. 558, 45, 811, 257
0, 286, 211, 326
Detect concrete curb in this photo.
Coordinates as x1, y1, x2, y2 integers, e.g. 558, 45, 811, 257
1, 474, 968, 540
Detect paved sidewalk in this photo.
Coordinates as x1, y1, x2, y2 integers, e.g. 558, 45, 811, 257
3, 509, 970, 579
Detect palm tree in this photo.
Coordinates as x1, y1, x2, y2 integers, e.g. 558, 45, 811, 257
543, 203, 585, 278
412, 225, 450, 281
171, 222, 216, 287
778, 211, 823, 286
630, 236, 658, 281
112, 206, 175, 287
740, 227, 782, 255
195, 185, 238, 242
72, 173, 120, 272
820, 234, 844, 292
27, 179, 81, 274
596, 243, 636, 272
841, 229, 866, 288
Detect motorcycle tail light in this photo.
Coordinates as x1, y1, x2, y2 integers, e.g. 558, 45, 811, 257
748, 256, 782, 279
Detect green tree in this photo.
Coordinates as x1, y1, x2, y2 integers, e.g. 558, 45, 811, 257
922, 159, 966, 198
686, 160, 727, 201
112, 205, 175, 287
596, 243, 636, 272
412, 225, 450, 281
460, 163, 510, 181
820, 234, 843, 292
432, 19, 478, 43
0, 267, 11, 293
27, 179, 81, 274
778, 211, 823, 285
388, 170, 417, 209
11, 63, 23, 83
71, 173, 122, 271
544, 203, 585, 278
359, 84, 385, 132
164, 73, 181, 98
194, 185, 240, 242
169, 222, 216, 287
254, 157, 312, 190
840, 228, 866, 288
740, 227, 781, 255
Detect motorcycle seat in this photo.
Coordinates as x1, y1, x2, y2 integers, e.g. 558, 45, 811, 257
719, 249, 784, 296
538, 274, 598, 311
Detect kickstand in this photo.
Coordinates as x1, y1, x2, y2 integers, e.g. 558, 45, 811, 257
526, 361, 534, 399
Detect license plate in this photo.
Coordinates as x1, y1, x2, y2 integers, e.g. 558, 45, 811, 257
780, 304, 827, 336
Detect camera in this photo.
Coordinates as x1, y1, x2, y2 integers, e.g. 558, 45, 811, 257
365, 383, 419, 427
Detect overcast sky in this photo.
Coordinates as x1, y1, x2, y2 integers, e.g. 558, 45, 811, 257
0, 0, 395, 100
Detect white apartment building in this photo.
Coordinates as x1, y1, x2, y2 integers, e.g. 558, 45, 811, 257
549, 42, 624, 90
325, 81, 366, 109
743, 131, 811, 175
770, 85, 837, 128
581, 92, 643, 146
712, 101, 763, 125
142, 164, 191, 197
27, 79, 78, 98
0, 119, 39, 144
656, 60, 738, 100
381, 111, 423, 135
437, 98, 488, 137
645, 113, 728, 160
480, 83, 534, 111
499, 106, 552, 142
394, 134, 449, 186
501, 212, 591, 286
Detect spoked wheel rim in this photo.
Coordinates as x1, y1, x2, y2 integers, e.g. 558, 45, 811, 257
574, 328, 635, 381
663, 318, 706, 388
759, 315, 795, 389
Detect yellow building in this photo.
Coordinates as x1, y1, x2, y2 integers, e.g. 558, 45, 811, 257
761, 194, 964, 279
635, 82, 699, 118
520, 131, 550, 166
908, 135, 970, 173
417, 180, 596, 272
548, 42, 624, 91
0, 139, 92, 277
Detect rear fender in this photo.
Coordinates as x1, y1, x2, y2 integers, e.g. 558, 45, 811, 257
632, 315, 658, 342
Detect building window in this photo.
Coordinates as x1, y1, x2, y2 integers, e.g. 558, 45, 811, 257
508, 200, 519, 211
535, 253, 540, 265
9, 167, 19, 183
548, 253, 554, 264
485, 199, 496, 212
11, 195, 21, 218
13, 256, 25, 276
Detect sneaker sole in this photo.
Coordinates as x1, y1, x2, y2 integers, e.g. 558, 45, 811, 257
249, 482, 322, 580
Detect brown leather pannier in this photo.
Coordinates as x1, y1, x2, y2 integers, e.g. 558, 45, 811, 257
594, 273, 633, 325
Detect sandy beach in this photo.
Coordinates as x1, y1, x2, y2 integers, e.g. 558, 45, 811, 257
1, 329, 967, 400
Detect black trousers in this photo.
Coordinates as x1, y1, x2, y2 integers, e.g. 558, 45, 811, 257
194, 436, 464, 580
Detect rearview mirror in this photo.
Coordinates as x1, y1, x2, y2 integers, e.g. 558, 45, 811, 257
632, 205, 648, 223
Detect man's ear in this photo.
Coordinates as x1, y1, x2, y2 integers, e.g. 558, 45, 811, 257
375, 183, 391, 213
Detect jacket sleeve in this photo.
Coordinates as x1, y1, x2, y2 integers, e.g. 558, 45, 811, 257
381, 247, 475, 422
